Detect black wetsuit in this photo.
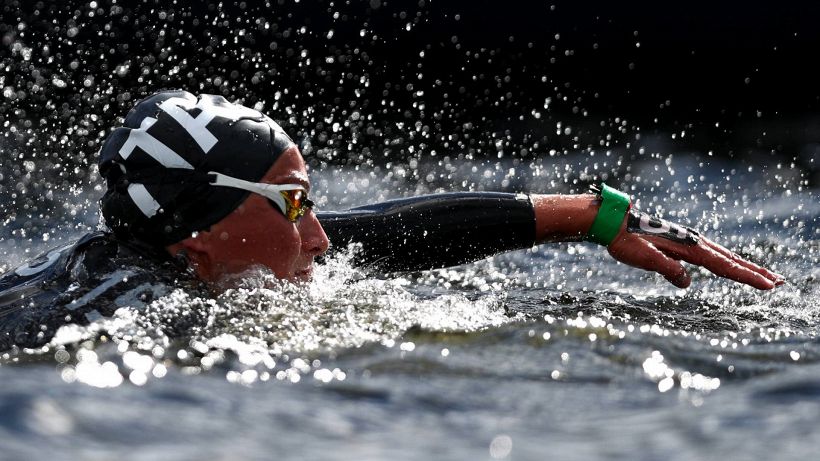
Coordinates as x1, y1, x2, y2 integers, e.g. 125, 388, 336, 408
0, 193, 534, 351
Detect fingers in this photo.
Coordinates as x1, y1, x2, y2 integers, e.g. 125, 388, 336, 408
613, 209, 785, 290
700, 237, 785, 285
695, 244, 777, 290
609, 238, 691, 288
649, 236, 778, 290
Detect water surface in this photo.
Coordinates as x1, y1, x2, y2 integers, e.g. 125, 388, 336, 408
1, 158, 817, 461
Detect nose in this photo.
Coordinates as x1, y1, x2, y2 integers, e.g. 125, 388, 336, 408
299, 211, 329, 256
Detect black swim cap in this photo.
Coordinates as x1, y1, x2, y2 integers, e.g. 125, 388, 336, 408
98, 90, 295, 246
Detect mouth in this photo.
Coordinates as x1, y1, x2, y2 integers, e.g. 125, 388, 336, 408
293, 266, 313, 280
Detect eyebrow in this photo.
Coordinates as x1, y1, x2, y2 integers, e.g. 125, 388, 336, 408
271, 172, 311, 192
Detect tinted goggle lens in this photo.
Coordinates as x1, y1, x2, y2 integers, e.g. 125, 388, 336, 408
269, 189, 314, 222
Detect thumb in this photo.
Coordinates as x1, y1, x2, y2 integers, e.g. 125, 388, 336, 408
609, 237, 692, 288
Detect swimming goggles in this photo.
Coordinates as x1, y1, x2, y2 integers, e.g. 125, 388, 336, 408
208, 171, 314, 222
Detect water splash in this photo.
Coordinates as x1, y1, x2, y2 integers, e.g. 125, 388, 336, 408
26, 248, 516, 387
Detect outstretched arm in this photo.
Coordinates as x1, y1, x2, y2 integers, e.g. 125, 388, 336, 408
319, 191, 783, 290
531, 193, 784, 290
317, 192, 535, 272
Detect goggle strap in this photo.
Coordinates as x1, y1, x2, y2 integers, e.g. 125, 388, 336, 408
208, 171, 301, 214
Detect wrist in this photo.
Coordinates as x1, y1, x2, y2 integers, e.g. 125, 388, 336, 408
586, 184, 631, 246
532, 193, 602, 243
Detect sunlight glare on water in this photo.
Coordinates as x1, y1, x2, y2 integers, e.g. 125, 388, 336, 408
43, 247, 516, 387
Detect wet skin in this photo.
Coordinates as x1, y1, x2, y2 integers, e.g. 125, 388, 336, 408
167, 155, 782, 290
166, 147, 329, 284
531, 194, 785, 290
608, 226, 785, 290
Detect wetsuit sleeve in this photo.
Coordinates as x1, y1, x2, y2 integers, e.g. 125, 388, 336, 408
316, 192, 536, 272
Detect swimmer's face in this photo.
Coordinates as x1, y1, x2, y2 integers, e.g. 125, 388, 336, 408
167, 147, 329, 284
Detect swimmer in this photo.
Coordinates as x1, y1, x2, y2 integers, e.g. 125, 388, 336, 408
0, 90, 784, 350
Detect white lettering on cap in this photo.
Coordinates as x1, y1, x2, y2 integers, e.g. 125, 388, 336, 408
127, 183, 162, 218
159, 96, 263, 153
118, 117, 195, 169
117, 95, 267, 217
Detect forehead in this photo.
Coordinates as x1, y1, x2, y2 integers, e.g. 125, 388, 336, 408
261, 146, 310, 188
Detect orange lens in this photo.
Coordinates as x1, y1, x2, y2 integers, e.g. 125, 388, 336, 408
279, 190, 308, 222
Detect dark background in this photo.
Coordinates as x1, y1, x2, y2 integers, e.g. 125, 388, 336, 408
1, 0, 819, 194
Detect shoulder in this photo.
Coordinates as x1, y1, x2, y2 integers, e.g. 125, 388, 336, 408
0, 232, 189, 351
0, 233, 107, 294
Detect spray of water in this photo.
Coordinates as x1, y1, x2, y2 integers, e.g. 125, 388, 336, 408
19, 247, 517, 388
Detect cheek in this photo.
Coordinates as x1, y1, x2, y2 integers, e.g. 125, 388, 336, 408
230, 215, 301, 270
250, 223, 301, 263
211, 204, 302, 276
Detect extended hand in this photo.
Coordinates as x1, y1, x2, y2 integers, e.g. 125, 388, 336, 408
606, 210, 785, 290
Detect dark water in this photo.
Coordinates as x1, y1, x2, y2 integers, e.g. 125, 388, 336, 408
0, 155, 817, 461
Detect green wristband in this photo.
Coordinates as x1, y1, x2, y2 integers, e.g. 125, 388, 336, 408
587, 184, 631, 246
